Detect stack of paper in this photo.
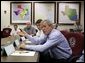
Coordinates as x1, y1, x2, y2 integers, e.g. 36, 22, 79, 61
25, 40, 32, 44
10, 50, 35, 56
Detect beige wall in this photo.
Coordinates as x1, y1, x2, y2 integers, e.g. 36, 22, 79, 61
1, 1, 84, 32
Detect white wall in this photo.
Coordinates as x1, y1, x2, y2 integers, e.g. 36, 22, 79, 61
80, 1, 84, 32
1, 1, 84, 32
1, 1, 26, 31
1, 1, 10, 30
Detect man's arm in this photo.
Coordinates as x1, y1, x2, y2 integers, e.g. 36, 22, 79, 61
17, 30, 47, 45
24, 34, 60, 52
25, 34, 47, 45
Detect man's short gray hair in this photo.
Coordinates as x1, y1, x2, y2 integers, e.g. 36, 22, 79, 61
42, 20, 54, 28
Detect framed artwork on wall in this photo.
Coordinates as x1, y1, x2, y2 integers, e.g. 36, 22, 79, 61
10, 2, 32, 24
57, 2, 81, 25
33, 2, 56, 24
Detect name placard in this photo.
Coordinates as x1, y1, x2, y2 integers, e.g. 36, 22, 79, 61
4, 44, 15, 56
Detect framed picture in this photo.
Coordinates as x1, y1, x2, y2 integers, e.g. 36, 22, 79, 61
57, 2, 81, 25
10, 2, 32, 24
33, 2, 56, 24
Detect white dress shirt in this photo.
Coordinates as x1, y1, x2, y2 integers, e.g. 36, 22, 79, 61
10, 28, 20, 35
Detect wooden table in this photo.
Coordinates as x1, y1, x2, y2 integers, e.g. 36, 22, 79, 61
1, 52, 39, 62
1, 35, 39, 62
1, 35, 20, 46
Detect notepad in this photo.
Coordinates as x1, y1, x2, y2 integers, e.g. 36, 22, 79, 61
4, 44, 15, 56
10, 50, 35, 56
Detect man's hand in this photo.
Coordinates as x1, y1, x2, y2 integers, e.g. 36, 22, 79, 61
19, 29, 27, 34
18, 43, 26, 49
17, 32, 26, 36
18, 29, 28, 36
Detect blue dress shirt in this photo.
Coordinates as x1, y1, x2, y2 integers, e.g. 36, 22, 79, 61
25, 29, 72, 59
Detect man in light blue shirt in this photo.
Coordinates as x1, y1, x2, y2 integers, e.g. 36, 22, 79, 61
18, 20, 72, 62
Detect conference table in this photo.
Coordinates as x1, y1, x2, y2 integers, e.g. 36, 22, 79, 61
1, 52, 39, 62
1, 35, 39, 62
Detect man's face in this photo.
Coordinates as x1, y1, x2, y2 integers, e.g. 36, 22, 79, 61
41, 22, 52, 35
14, 25, 18, 30
14, 25, 17, 28
26, 23, 31, 28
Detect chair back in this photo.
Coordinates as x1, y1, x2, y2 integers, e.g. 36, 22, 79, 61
60, 30, 69, 39
2, 28, 12, 38
66, 32, 84, 56
61, 31, 84, 62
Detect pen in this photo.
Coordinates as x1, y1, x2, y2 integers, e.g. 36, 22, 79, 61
19, 29, 23, 32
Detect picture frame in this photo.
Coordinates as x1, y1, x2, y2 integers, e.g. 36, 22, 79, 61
57, 2, 81, 25
10, 2, 32, 24
33, 2, 56, 24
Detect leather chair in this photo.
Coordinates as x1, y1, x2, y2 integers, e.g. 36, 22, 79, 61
64, 32, 84, 62
1, 31, 3, 38
82, 32, 84, 35
60, 30, 69, 39
2, 28, 12, 38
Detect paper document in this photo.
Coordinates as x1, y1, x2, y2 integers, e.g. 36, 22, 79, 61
21, 37, 26, 41
25, 39, 30, 41
25, 40, 32, 44
10, 50, 35, 56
